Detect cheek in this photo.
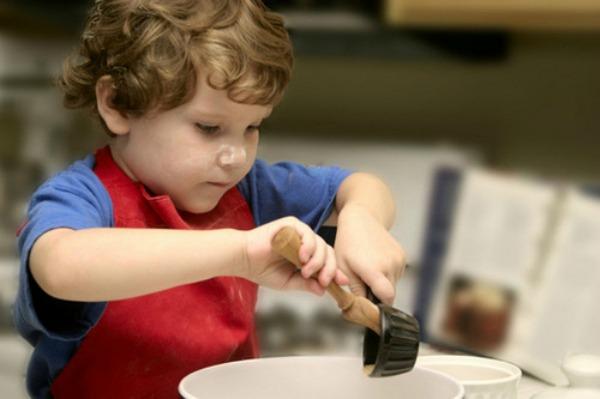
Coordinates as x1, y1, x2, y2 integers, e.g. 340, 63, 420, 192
240, 145, 257, 174
245, 136, 258, 162
176, 151, 215, 174
170, 140, 224, 175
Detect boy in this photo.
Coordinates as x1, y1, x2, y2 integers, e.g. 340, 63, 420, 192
15, 0, 406, 397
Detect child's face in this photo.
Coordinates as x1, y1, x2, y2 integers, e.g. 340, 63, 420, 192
114, 75, 272, 213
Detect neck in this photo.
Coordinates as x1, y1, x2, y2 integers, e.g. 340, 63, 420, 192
108, 141, 138, 182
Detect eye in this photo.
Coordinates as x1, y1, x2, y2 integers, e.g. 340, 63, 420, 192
246, 125, 261, 134
195, 123, 220, 135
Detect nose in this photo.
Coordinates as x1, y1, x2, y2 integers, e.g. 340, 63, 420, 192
216, 144, 247, 168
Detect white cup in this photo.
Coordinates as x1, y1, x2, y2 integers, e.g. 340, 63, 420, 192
562, 354, 600, 389
417, 355, 522, 399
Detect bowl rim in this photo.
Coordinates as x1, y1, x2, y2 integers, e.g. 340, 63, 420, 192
179, 355, 465, 399
417, 354, 522, 386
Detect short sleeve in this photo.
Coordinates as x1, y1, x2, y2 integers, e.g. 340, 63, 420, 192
237, 159, 352, 230
14, 155, 113, 343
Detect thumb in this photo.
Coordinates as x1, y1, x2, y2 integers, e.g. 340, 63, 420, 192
336, 257, 367, 298
366, 274, 396, 305
345, 270, 367, 298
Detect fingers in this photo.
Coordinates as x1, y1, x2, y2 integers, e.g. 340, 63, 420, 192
344, 270, 395, 304
299, 234, 325, 278
275, 220, 398, 296
297, 226, 316, 264
284, 220, 336, 288
282, 270, 326, 295
368, 274, 396, 305
317, 245, 337, 286
336, 252, 398, 304
340, 265, 367, 299
334, 269, 350, 286
301, 236, 338, 287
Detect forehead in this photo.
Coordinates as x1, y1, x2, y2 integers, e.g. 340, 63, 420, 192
184, 74, 273, 120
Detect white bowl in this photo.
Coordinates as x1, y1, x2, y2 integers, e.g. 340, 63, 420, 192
417, 355, 521, 399
179, 356, 464, 399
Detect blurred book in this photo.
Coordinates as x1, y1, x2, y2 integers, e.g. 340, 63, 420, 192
416, 167, 600, 386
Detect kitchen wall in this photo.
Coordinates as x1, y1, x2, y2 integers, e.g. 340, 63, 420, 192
264, 32, 600, 181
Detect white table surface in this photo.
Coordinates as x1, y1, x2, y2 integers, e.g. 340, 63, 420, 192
518, 375, 552, 399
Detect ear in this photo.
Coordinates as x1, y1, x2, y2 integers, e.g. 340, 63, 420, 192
96, 75, 130, 135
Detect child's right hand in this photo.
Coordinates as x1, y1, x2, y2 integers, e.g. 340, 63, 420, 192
241, 217, 348, 295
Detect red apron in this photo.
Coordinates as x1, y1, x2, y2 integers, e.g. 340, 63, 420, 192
51, 146, 259, 398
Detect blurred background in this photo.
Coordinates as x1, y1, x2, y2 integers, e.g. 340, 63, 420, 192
1, 0, 599, 396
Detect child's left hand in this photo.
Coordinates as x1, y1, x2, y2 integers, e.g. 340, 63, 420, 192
334, 203, 406, 305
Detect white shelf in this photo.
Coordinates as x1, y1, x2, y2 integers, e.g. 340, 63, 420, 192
384, 0, 600, 30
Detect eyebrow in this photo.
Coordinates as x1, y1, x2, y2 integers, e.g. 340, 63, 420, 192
189, 107, 271, 125
189, 109, 227, 120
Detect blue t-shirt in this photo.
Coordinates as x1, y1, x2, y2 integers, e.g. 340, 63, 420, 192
14, 154, 351, 398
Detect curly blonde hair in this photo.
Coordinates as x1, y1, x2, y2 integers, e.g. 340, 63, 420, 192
59, 0, 293, 123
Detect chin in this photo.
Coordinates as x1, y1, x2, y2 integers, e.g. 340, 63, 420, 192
184, 202, 219, 214
179, 196, 222, 214
176, 189, 227, 214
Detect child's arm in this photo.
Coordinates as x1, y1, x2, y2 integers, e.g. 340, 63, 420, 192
329, 172, 406, 304
30, 216, 343, 302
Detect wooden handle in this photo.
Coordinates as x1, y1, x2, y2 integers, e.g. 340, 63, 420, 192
272, 226, 381, 334
272, 226, 353, 309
